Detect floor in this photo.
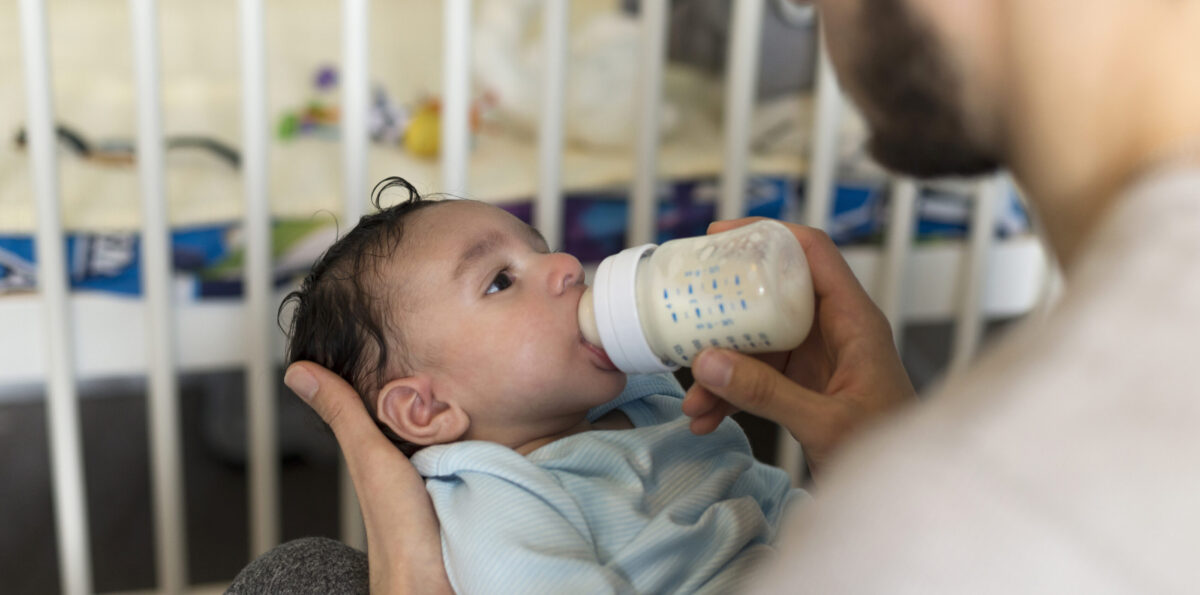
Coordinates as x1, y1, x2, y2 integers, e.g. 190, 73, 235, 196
1, 320, 1007, 594
1, 371, 341, 594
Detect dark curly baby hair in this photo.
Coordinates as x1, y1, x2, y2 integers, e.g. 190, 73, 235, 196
279, 176, 443, 455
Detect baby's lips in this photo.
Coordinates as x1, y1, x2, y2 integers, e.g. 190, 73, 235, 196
582, 337, 618, 372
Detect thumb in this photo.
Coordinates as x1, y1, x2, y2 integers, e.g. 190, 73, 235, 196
284, 361, 424, 516
691, 348, 812, 429
284, 361, 391, 454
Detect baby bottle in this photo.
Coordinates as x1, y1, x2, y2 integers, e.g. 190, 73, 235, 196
578, 219, 815, 374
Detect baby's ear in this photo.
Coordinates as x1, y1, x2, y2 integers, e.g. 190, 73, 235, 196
375, 376, 468, 446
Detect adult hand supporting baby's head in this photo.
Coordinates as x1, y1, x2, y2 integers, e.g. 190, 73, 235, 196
284, 361, 452, 594
681, 218, 917, 477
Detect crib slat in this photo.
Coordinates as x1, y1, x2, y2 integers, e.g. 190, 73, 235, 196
442, 0, 472, 197
340, 0, 370, 552
131, 0, 190, 590
630, 0, 669, 247
718, 0, 765, 221
950, 175, 1005, 373
342, 0, 370, 225
17, 1, 94, 593
536, 0, 570, 251
239, 0, 280, 557
803, 24, 842, 231
878, 179, 919, 346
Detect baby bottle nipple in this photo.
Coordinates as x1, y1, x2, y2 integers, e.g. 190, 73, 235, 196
579, 289, 602, 347
578, 220, 814, 374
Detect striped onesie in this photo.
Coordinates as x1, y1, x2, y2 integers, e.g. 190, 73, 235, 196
411, 373, 807, 593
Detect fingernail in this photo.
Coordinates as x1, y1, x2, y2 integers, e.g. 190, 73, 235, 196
694, 350, 733, 389
284, 365, 318, 402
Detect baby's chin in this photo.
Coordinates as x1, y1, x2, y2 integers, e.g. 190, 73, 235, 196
551, 373, 627, 417
595, 371, 629, 403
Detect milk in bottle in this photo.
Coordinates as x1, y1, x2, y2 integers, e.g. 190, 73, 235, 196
578, 220, 814, 374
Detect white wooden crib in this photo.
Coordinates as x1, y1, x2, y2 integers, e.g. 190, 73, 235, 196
9, 0, 1051, 592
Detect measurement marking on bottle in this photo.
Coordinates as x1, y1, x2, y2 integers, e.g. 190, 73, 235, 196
735, 275, 740, 286
740, 299, 747, 310
663, 289, 668, 299
694, 308, 702, 319
711, 280, 717, 290
688, 284, 693, 295
671, 312, 678, 322
719, 304, 725, 313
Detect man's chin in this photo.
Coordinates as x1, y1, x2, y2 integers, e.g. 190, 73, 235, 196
867, 132, 1002, 179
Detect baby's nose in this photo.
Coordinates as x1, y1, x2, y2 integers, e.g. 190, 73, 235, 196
547, 252, 584, 295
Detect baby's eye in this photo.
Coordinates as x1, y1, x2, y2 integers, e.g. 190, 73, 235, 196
485, 270, 513, 295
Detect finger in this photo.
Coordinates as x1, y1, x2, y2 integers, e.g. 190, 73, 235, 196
688, 400, 740, 434
707, 216, 768, 235
689, 411, 723, 435
682, 384, 722, 417
683, 384, 738, 420
691, 348, 818, 431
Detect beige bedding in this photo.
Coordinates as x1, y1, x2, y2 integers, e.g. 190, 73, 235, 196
1, 0, 822, 233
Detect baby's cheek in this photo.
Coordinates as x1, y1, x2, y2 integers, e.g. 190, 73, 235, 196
477, 326, 552, 371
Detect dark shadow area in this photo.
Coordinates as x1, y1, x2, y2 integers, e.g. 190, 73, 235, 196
0, 370, 341, 594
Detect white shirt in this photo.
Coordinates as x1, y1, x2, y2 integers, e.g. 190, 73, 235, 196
753, 166, 1200, 593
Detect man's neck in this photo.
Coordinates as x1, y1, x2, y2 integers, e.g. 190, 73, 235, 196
1000, 1, 1200, 269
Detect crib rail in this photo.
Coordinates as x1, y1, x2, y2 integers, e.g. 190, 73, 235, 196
238, 0, 280, 561
338, 0, 371, 553
18, 1, 92, 593
14, 1, 1037, 592
130, 0, 189, 591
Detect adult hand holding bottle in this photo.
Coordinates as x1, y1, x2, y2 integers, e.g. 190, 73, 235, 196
682, 218, 916, 475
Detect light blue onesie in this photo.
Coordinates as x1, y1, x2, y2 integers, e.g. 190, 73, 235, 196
410, 373, 807, 594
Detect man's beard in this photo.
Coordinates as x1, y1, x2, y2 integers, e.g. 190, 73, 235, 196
852, 0, 1000, 178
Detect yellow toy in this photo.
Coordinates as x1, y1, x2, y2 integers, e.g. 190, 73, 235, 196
404, 101, 441, 158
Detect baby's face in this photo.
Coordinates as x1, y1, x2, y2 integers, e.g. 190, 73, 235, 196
386, 200, 626, 442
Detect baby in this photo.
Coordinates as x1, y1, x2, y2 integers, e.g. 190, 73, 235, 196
282, 177, 805, 593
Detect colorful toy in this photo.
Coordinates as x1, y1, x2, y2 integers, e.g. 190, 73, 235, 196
403, 99, 441, 158
369, 86, 409, 144
276, 65, 493, 159
277, 64, 342, 141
